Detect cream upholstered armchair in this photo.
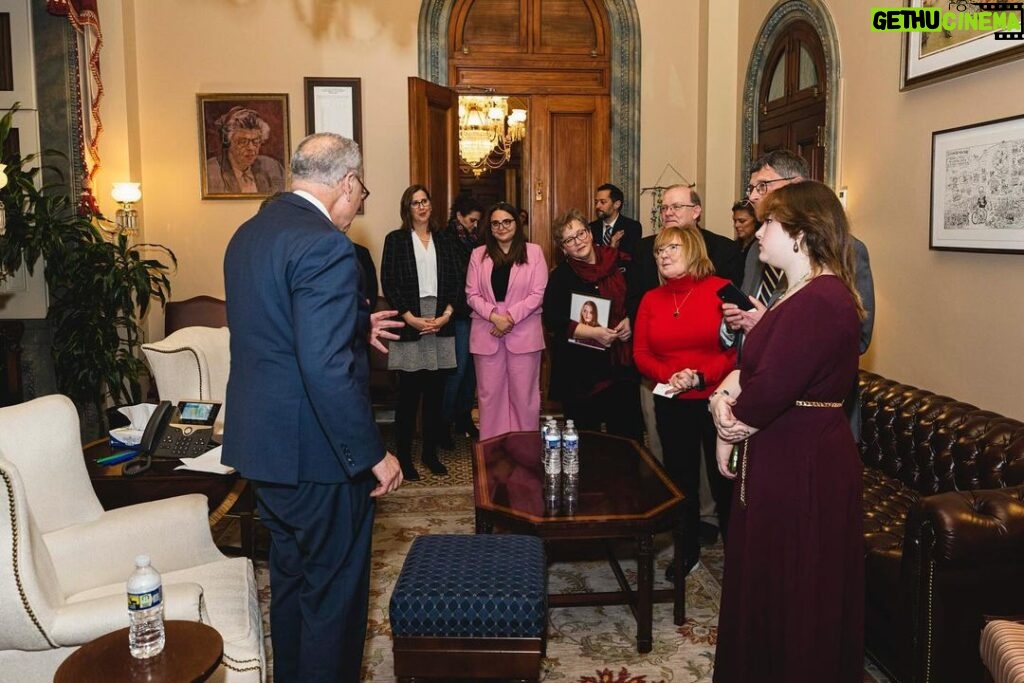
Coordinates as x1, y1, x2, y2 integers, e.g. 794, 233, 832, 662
142, 326, 230, 435
0, 395, 264, 681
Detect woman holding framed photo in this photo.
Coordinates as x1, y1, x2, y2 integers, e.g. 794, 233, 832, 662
543, 209, 642, 440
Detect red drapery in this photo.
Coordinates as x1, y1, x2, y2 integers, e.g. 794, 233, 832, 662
47, 0, 103, 215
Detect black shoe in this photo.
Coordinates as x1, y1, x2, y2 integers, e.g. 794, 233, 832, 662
698, 522, 720, 548
400, 462, 421, 481
422, 456, 449, 477
665, 555, 699, 583
438, 423, 455, 451
455, 414, 480, 440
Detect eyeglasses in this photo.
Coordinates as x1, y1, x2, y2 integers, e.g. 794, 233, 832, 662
655, 243, 682, 257
410, 198, 431, 208
659, 203, 697, 214
490, 218, 515, 230
354, 176, 370, 200
231, 135, 263, 149
560, 229, 590, 246
745, 177, 796, 197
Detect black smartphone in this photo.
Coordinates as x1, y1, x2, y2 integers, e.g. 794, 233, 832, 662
716, 283, 755, 311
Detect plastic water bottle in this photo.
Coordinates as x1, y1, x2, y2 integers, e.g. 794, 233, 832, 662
127, 554, 165, 659
562, 420, 579, 476
543, 420, 562, 475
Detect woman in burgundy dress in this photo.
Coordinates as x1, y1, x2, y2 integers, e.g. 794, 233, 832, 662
709, 182, 866, 683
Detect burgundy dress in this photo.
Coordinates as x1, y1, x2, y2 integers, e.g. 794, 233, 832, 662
713, 276, 864, 683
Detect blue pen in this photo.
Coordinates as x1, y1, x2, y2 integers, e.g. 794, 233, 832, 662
95, 450, 140, 466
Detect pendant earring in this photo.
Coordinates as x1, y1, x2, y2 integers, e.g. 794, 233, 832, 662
793, 240, 800, 253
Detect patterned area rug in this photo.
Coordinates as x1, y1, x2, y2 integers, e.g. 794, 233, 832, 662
236, 431, 890, 682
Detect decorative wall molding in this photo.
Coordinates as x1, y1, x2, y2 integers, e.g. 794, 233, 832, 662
741, 0, 841, 188
418, 0, 641, 212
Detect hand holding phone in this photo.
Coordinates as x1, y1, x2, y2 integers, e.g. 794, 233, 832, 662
717, 283, 756, 311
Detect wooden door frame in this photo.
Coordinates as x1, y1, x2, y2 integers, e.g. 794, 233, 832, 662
417, 0, 641, 213
741, 0, 840, 190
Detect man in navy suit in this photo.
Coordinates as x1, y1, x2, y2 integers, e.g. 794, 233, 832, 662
223, 133, 402, 682
588, 183, 642, 257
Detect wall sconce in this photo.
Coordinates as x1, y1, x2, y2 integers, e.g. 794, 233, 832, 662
837, 186, 849, 211
0, 163, 8, 236
111, 182, 141, 236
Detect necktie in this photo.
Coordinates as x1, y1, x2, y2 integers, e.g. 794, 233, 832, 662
756, 265, 786, 306
603, 224, 613, 245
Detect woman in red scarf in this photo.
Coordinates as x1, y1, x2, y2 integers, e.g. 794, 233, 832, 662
542, 209, 643, 440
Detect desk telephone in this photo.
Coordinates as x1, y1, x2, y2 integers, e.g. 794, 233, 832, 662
141, 400, 221, 459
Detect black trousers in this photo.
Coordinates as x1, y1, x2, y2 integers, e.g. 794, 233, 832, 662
396, 369, 446, 464
563, 379, 644, 442
654, 395, 733, 561
256, 476, 376, 683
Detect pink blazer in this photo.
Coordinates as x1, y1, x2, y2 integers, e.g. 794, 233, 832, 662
466, 243, 548, 356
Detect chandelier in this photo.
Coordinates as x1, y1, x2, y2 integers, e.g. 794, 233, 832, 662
458, 96, 526, 177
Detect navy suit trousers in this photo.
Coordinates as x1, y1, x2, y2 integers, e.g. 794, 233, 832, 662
255, 476, 376, 683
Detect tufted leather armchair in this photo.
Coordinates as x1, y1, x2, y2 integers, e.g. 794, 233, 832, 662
859, 371, 1024, 683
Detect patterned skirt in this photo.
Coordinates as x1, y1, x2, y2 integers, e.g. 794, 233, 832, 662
387, 296, 457, 372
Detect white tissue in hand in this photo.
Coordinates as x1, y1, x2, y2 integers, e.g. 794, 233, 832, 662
108, 403, 160, 445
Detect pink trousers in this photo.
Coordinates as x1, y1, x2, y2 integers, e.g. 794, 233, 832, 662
473, 346, 541, 440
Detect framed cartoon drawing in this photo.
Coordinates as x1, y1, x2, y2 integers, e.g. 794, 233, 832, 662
197, 94, 290, 200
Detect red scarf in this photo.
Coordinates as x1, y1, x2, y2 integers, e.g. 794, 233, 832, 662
567, 246, 632, 367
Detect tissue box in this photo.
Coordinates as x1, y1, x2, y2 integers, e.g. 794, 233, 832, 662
109, 427, 144, 449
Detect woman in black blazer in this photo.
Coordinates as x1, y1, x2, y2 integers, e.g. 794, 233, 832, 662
381, 184, 463, 480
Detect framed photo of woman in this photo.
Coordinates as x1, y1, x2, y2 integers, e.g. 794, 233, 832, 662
568, 293, 611, 350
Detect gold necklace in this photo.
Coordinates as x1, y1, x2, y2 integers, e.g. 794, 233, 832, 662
777, 271, 812, 302
671, 289, 693, 318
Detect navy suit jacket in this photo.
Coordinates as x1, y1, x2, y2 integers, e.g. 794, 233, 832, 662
222, 192, 385, 484
588, 214, 642, 258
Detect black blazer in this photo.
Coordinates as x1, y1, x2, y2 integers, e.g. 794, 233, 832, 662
380, 228, 463, 342
626, 227, 743, 319
588, 215, 642, 258
353, 242, 378, 307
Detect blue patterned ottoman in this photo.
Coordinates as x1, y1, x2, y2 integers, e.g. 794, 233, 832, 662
389, 534, 547, 681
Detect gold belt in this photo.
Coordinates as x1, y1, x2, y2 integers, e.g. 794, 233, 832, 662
738, 400, 845, 507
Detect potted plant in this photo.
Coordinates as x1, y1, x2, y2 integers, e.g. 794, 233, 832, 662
0, 105, 175, 424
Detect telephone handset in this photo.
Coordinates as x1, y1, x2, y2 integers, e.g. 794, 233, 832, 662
139, 399, 221, 460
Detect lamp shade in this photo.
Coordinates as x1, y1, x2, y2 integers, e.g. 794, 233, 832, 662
111, 182, 142, 204
0, 163, 8, 190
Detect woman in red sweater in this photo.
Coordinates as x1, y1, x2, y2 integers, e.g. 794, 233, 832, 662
633, 225, 737, 580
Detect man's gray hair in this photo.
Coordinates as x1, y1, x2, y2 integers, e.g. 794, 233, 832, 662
291, 133, 362, 186
749, 150, 809, 179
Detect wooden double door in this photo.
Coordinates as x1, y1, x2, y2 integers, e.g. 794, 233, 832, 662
409, 77, 609, 265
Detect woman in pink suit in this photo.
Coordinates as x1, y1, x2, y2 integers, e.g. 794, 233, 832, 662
466, 202, 548, 439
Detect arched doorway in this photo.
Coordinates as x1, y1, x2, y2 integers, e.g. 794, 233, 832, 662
741, 0, 840, 187
418, 0, 640, 260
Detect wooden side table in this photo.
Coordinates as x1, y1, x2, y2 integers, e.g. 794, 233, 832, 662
83, 440, 257, 558
54, 620, 223, 683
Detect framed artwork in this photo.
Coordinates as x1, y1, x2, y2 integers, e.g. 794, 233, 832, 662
303, 77, 362, 144
568, 293, 611, 351
930, 113, 1024, 253
197, 93, 290, 200
901, 1, 1024, 90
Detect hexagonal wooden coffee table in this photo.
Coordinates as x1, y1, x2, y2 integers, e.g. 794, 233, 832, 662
473, 430, 685, 653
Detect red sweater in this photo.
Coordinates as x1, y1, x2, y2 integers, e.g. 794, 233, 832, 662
633, 275, 737, 399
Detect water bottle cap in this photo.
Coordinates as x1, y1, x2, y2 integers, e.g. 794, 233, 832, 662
566, 420, 575, 427
134, 554, 151, 568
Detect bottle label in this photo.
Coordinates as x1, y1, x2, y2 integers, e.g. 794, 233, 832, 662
128, 586, 163, 611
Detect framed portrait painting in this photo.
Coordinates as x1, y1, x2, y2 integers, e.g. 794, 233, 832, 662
197, 93, 290, 200
901, 1, 1024, 90
930, 113, 1024, 253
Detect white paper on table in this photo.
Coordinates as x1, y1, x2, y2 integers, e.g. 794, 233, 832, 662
108, 403, 159, 445
652, 382, 682, 398
175, 445, 235, 475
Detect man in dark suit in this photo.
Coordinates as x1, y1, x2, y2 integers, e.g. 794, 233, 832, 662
721, 150, 874, 437
588, 183, 642, 257
627, 184, 743, 318
223, 133, 402, 682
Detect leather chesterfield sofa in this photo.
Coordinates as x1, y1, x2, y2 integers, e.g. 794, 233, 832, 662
859, 371, 1024, 683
